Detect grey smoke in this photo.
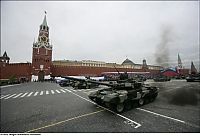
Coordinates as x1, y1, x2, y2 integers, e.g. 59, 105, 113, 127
155, 26, 173, 68
150, 83, 199, 106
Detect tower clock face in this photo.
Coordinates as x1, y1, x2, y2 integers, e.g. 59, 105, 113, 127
41, 36, 46, 42
39, 31, 48, 37
44, 33, 49, 37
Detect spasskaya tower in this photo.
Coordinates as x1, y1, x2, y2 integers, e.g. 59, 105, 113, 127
32, 12, 53, 81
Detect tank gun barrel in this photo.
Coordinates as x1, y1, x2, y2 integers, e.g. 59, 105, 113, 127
61, 76, 114, 87
113, 65, 120, 75
61, 76, 86, 82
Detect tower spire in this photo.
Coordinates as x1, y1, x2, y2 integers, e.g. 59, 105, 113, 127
41, 11, 48, 26
178, 53, 182, 68
191, 61, 197, 74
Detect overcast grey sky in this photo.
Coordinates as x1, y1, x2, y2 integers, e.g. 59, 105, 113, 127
1, 1, 199, 70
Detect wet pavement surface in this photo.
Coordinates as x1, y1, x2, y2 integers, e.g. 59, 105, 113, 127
1, 80, 200, 132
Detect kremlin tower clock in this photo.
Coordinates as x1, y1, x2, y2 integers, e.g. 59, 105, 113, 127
32, 12, 53, 81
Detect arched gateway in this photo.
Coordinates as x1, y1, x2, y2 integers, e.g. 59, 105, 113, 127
38, 71, 45, 81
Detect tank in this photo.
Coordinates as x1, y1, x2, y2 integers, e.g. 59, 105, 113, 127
60, 76, 99, 89
72, 80, 99, 89
88, 79, 158, 113
153, 75, 171, 82
62, 75, 158, 113
59, 79, 72, 87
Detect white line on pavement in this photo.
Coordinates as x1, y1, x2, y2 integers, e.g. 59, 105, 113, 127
55, 90, 61, 93
20, 92, 28, 98
70, 89, 77, 92
4, 94, 17, 99
13, 93, 23, 98
0, 84, 20, 88
51, 90, 55, 94
0, 94, 11, 99
59, 89, 66, 93
34, 92, 39, 96
65, 89, 72, 93
27, 92, 33, 97
64, 88, 141, 129
40, 91, 43, 95
137, 108, 185, 123
136, 108, 200, 128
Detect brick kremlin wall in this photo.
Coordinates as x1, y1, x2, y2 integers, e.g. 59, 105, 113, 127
0, 63, 32, 81
51, 65, 160, 77
0, 63, 161, 81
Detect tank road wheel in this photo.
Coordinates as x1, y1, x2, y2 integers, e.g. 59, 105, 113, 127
115, 103, 124, 113
125, 100, 132, 110
144, 97, 150, 104
138, 98, 145, 106
86, 85, 89, 89
150, 93, 158, 102
92, 98, 97, 102
105, 102, 110, 108
149, 97, 154, 102
96, 99, 102, 105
